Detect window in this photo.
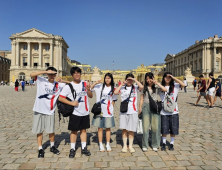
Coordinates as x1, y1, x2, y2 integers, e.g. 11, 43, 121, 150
216, 48, 219, 54
192, 54, 193, 59
33, 57, 38, 67
34, 45, 39, 51
45, 45, 50, 51
196, 52, 198, 58
23, 57, 27, 66
188, 56, 189, 61
181, 58, 183, 63
216, 61, 219, 70
23, 44, 27, 50
196, 62, 198, 71
185, 57, 186, 62
44, 57, 49, 67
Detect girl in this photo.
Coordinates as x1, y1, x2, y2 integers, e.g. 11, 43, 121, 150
91, 73, 117, 152
139, 72, 167, 152
15, 79, 19, 91
114, 73, 143, 153
159, 72, 185, 151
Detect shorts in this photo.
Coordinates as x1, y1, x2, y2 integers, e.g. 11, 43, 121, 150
32, 112, 55, 134
119, 113, 138, 132
200, 92, 206, 96
161, 114, 179, 135
92, 115, 115, 128
208, 87, 215, 96
68, 114, 90, 131
216, 92, 221, 97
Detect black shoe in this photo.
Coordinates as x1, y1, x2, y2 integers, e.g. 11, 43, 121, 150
38, 149, 45, 158
161, 143, 166, 151
81, 147, 91, 156
50, 146, 60, 155
169, 144, 174, 151
209, 106, 214, 109
69, 149, 76, 158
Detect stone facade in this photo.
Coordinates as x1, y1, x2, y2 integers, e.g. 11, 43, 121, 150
5, 28, 72, 82
0, 52, 11, 82
165, 35, 222, 78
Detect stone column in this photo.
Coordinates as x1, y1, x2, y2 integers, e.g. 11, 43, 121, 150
16, 42, 19, 67
213, 46, 217, 71
197, 51, 200, 72
57, 43, 60, 71
50, 43, 53, 67
60, 44, 63, 70
39, 42, 42, 68
11, 41, 16, 67
27, 42, 31, 68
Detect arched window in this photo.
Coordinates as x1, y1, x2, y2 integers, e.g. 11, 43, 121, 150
19, 72, 25, 80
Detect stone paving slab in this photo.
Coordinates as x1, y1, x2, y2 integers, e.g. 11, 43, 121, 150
0, 86, 222, 169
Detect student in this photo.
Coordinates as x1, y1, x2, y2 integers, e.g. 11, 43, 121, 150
213, 79, 222, 104
195, 75, 210, 106
139, 72, 167, 152
183, 78, 187, 93
20, 79, 25, 92
15, 79, 19, 91
159, 72, 185, 151
30, 67, 68, 158
58, 66, 93, 158
192, 78, 197, 91
30, 79, 34, 88
114, 73, 144, 153
91, 73, 117, 152
205, 72, 215, 109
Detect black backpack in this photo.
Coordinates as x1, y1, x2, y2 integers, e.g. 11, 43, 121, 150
57, 83, 76, 123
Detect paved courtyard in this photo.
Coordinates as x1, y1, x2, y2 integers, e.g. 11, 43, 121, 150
0, 86, 222, 170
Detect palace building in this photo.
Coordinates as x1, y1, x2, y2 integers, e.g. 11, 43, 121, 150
165, 35, 222, 78
0, 51, 11, 82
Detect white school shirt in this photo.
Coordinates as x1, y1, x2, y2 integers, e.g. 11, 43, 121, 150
119, 85, 139, 114
159, 83, 180, 115
91, 84, 118, 117
33, 76, 66, 115
59, 81, 90, 116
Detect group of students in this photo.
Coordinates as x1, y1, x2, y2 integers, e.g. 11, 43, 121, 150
195, 72, 222, 108
30, 66, 185, 158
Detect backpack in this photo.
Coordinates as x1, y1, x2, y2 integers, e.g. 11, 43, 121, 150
57, 83, 76, 123
163, 92, 176, 113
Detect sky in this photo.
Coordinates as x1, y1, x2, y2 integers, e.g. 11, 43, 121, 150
0, 0, 222, 70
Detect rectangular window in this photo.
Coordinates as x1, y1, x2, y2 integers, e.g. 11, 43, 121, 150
23, 57, 27, 66
216, 48, 219, 54
185, 57, 186, 62
45, 45, 50, 51
216, 61, 219, 70
196, 62, 197, 71
23, 44, 27, 50
34, 63, 38, 67
34, 45, 39, 51
45, 63, 49, 67
196, 52, 198, 58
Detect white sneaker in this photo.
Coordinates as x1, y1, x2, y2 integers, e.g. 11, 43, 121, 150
121, 146, 127, 153
142, 148, 148, 152
99, 145, 105, 152
129, 147, 135, 153
153, 148, 158, 152
106, 145, 112, 152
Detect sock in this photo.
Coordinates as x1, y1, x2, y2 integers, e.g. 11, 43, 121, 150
81, 142, 86, 149
123, 138, 127, 148
129, 138, 134, 148
162, 137, 166, 144
170, 137, 175, 144
106, 142, 110, 146
71, 143, 76, 150
99, 142, 103, 147
39, 146, 43, 150
50, 142, 54, 147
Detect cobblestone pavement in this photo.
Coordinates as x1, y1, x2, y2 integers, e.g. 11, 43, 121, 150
0, 86, 222, 169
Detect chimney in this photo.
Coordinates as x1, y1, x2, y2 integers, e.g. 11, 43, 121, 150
214, 34, 218, 38
195, 40, 199, 44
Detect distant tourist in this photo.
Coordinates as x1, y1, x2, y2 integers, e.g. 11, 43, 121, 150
15, 79, 19, 91
20, 79, 25, 92
29, 79, 34, 87
183, 78, 187, 93
192, 78, 197, 90
213, 79, 222, 105
205, 72, 215, 109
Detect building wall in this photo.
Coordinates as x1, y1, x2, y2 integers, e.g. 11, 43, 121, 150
0, 55, 11, 82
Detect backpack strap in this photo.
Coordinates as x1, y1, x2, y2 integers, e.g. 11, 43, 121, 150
99, 84, 105, 103
127, 85, 134, 103
68, 83, 76, 100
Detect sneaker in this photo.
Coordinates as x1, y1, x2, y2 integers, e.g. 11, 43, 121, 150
161, 143, 166, 151
106, 145, 112, 152
142, 148, 148, 152
99, 145, 105, 152
209, 106, 214, 109
129, 147, 135, 153
38, 149, 45, 158
153, 148, 158, 152
204, 105, 209, 108
81, 147, 91, 156
121, 146, 127, 153
169, 144, 174, 151
50, 146, 60, 155
69, 149, 76, 158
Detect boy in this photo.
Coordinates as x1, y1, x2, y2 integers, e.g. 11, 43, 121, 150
58, 67, 93, 158
30, 67, 69, 158
213, 79, 222, 104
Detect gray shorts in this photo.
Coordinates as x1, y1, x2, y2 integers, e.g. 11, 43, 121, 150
92, 116, 115, 128
119, 113, 138, 132
32, 112, 55, 134
200, 92, 206, 96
